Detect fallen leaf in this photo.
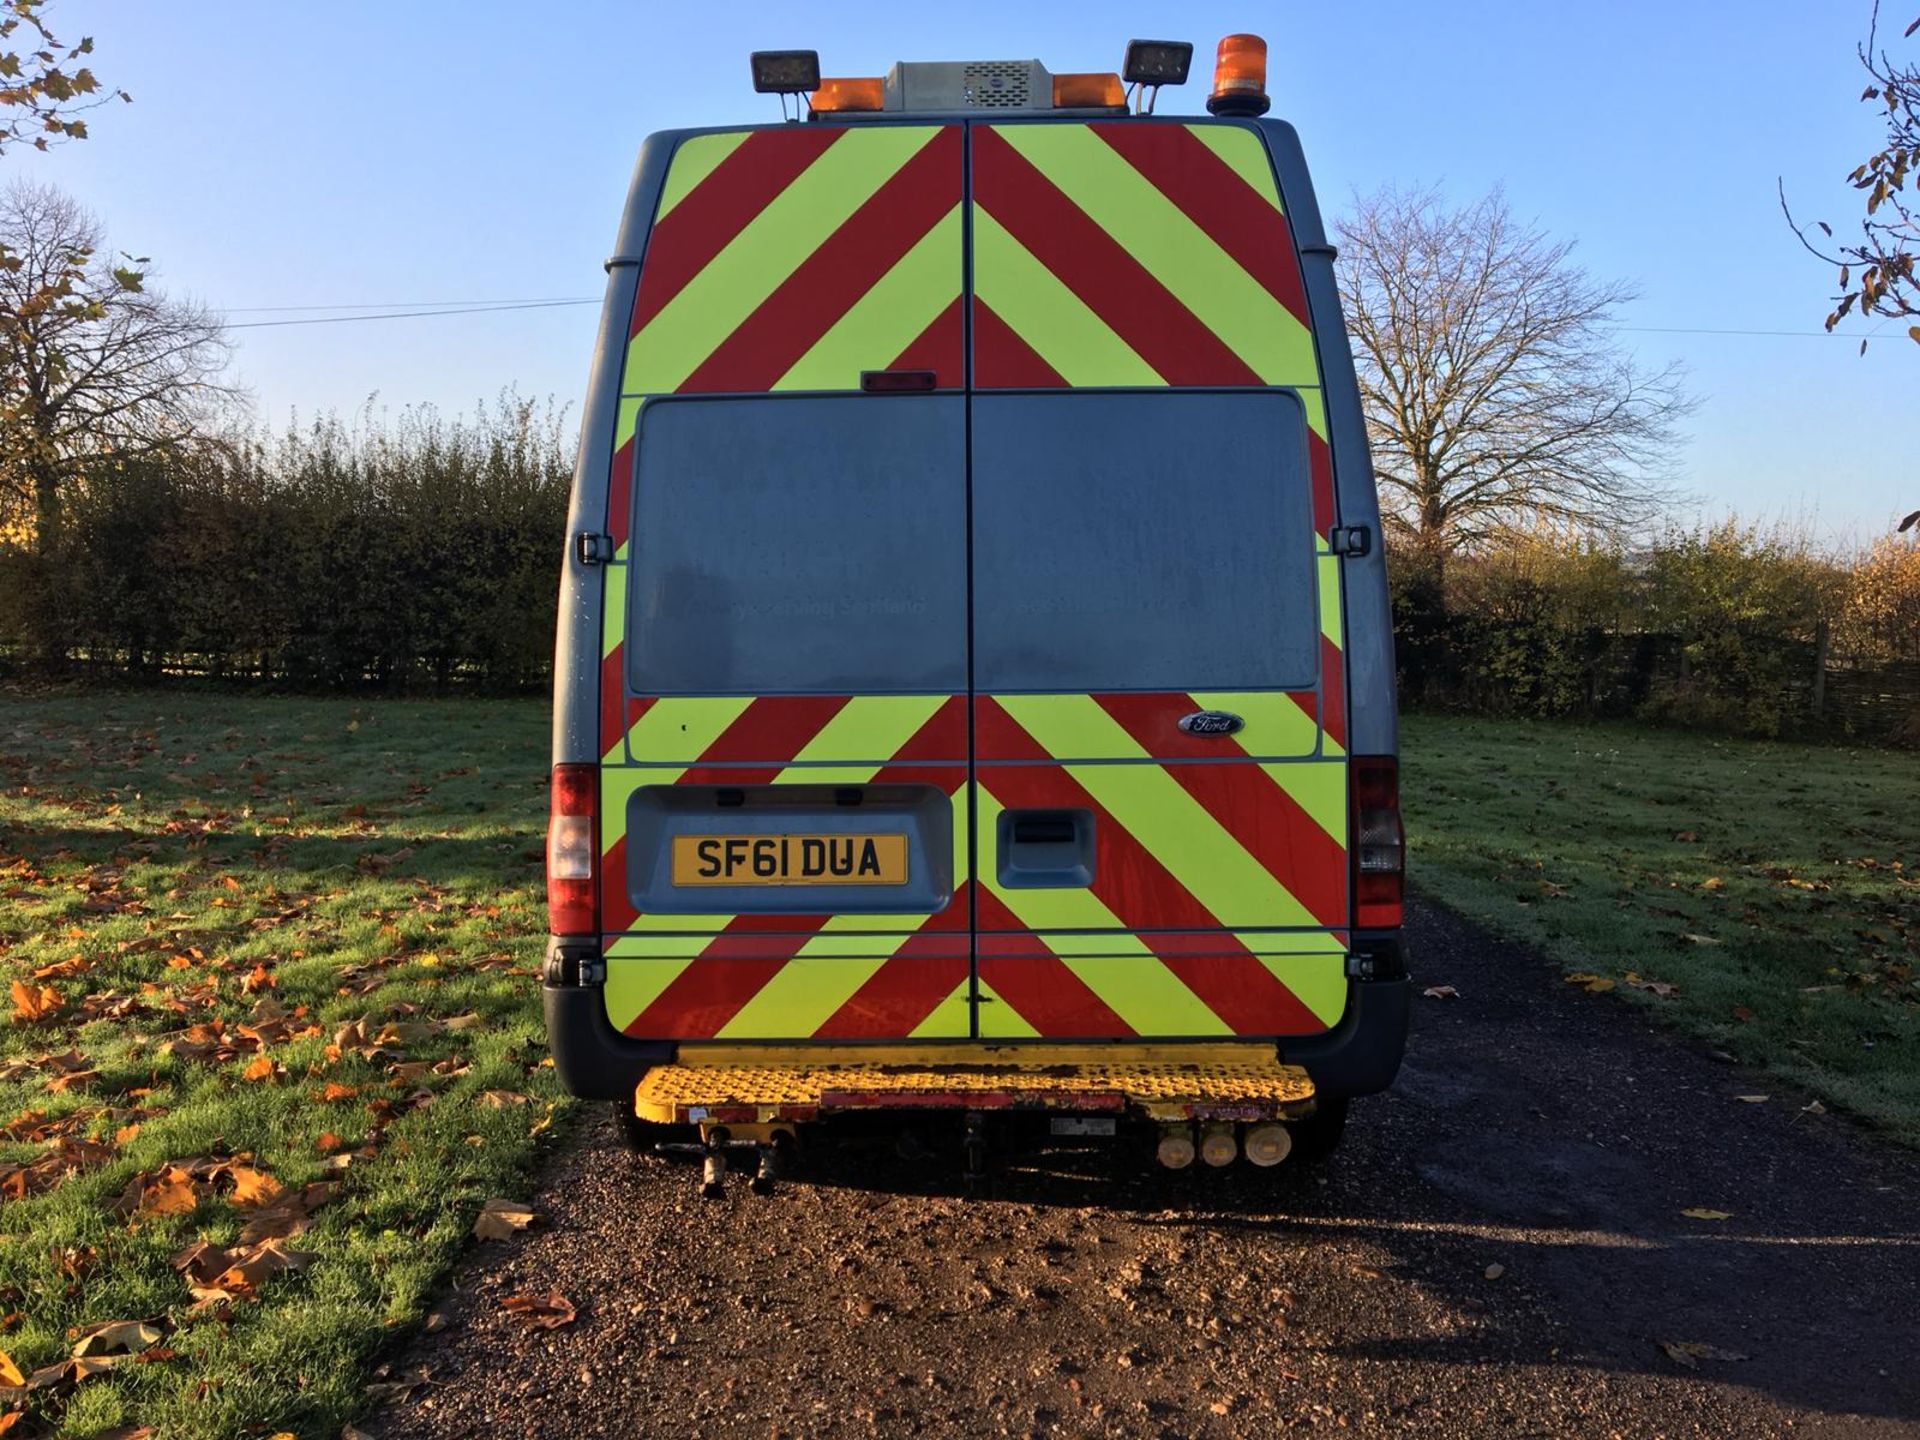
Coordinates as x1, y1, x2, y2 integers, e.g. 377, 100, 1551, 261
1660, 1339, 1750, 1367
1732, 1005, 1756, 1022
1682, 933, 1725, 946
500, 1290, 576, 1330
1421, 985, 1459, 1000
1565, 973, 1615, 994
1680, 1208, 1733, 1221
8, 981, 63, 1024
1673, 829, 1700, 843
1623, 973, 1680, 997
472, 1198, 540, 1241
476, 1090, 531, 1109
0, 1349, 21, 1387
71, 1321, 163, 1358
1801, 1100, 1827, 1117
1736, 1094, 1770, 1104
227, 1166, 283, 1208
1483, 1262, 1505, 1280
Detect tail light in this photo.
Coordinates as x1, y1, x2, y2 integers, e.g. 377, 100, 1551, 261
547, 764, 597, 936
1350, 756, 1404, 930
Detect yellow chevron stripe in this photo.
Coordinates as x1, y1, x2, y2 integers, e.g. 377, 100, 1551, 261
774, 206, 961, 391
601, 563, 625, 661
656, 131, 750, 221
604, 956, 693, 1031
1231, 930, 1349, 954
626, 695, 756, 764
1259, 761, 1347, 846
912, 977, 974, 1038
995, 124, 1316, 387
1318, 553, 1343, 645
1064, 955, 1233, 1037
1187, 690, 1320, 758
975, 977, 1040, 1038
606, 934, 716, 958
995, 695, 1319, 929
614, 395, 644, 452
790, 694, 948, 764
717, 957, 890, 1039
1258, 954, 1348, 1027
624, 126, 942, 395
972, 208, 1159, 386
1297, 385, 1327, 441
1188, 123, 1283, 209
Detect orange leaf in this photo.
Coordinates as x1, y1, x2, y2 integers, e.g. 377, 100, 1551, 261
9, 981, 63, 1024
226, 1166, 283, 1208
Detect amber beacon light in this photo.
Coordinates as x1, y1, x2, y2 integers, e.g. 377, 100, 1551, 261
1205, 33, 1270, 117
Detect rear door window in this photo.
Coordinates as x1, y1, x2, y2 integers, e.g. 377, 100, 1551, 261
971, 391, 1317, 692
627, 395, 968, 694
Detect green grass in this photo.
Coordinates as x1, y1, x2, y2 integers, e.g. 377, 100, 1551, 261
1402, 713, 1920, 1144
0, 692, 559, 1438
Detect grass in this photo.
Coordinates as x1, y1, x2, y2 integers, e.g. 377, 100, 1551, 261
0, 692, 559, 1439
1402, 713, 1920, 1144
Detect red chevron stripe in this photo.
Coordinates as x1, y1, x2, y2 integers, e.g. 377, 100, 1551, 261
974, 889, 1131, 1036
1309, 430, 1335, 536
1089, 691, 1245, 760
677, 128, 961, 393
626, 955, 791, 1038
1153, 952, 1326, 1034
606, 435, 634, 546
1089, 123, 1311, 326
630, 128, 845, 337
818, 932, 971, 1037
1320, 637, 1347, 751
973, 126, 1262, 387
888, 294, 965, 386
686, 695, 853, 766
971, 296, 1067, 388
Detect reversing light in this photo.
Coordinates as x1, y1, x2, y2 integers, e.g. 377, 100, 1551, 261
1051, 71, 1126, 110
547, 763, 597, 936
1351, 755, 1405, 930
750, 49, 821, 94
1122, 39, 1193, 87
810, 76, 885, 113
1206, 33, 1271, 117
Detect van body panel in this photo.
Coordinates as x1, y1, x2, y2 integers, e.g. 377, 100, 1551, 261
559, 113, 1402, 1068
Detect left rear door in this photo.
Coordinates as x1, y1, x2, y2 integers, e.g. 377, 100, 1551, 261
596, 123, 974, 1043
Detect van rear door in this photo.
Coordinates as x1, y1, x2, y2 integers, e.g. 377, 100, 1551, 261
965, 120, 1351, 1041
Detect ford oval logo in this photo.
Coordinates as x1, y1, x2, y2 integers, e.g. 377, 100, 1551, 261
1177, 710, 1245, 737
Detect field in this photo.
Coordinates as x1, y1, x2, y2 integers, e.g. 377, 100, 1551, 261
0, 694, 557, 1438
1, 695, 1915, 1436
1401, 713, 1920, 1142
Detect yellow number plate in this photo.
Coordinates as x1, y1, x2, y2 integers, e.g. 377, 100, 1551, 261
670, 834, 910, 887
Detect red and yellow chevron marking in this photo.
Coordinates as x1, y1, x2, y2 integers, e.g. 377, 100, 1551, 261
597, 693, 974, 1041
620, 125, 964, 409
970, 122, 1317, 391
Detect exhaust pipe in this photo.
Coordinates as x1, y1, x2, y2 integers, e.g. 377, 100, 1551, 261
1243, 1123, 1293, 1167
1156, 1124, 1196, 1169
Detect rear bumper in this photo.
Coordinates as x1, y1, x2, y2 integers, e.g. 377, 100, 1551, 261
542, 935, 1411, 1104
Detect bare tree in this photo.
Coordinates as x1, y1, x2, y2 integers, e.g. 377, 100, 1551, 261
1337, 186, 1693, 561
0, 180, 231, 548
1782, 4, 1919, 350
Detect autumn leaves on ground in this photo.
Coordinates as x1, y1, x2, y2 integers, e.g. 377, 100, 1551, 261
0, 696, 560, 1439
1, 695, 1916, 1439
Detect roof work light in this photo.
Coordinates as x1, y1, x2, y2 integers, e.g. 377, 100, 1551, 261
1122, 39, 1193, 87
750, 50, 821, 94
1205, 33, 1270, 117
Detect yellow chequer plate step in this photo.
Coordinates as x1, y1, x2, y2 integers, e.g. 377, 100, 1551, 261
631, 1043, 1317, 1124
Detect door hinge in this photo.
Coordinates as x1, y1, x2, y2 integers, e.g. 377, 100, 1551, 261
1331, 524, 1372, 558
575, 532, 615, 566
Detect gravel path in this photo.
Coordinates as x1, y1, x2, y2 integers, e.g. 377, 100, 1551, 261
375, 900, 1920, 1438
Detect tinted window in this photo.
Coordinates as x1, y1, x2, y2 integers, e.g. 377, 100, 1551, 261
972, 392, 1317, 692
627, 396, 967, 694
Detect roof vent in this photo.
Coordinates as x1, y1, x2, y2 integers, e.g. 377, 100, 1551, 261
885, 59, 1051, 113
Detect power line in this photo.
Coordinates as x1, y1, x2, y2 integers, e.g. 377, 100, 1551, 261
224, 299, 597, 330
1617, 324, 1886, 339
221, 296, 597, 314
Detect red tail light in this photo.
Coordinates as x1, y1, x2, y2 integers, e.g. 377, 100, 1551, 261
547, 764, 597, 937
1351, 756, 1404, 930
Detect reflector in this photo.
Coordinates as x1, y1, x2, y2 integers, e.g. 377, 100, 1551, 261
810, 76, 885, 113
1206, 33, 1271, 117
1122, 39, 1193, 86
1051, 71, 1126, 110
750, 49, 821, 94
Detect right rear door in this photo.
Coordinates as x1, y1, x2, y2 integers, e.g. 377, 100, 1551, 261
964, 118, 1352, 1041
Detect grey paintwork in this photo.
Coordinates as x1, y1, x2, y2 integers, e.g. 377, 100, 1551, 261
971, 390, 1317, 694
1253, 118, 1399, 757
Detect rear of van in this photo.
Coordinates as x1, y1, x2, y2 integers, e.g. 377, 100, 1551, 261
543, 47, 1409, 1166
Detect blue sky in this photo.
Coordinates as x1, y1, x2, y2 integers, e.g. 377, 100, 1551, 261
25, 1, 1917, 542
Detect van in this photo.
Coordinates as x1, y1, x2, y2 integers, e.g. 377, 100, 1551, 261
543, 37, 1408, 1188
